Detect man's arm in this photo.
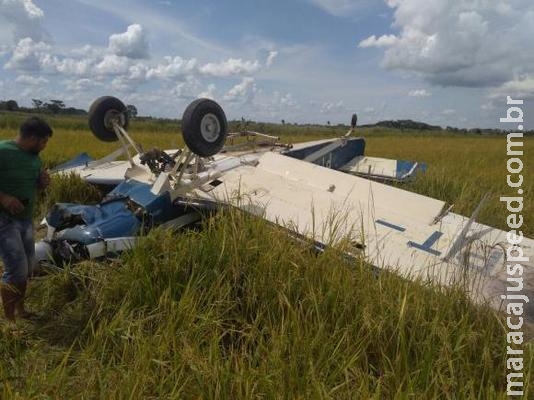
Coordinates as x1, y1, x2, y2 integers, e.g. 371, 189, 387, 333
37, 169, 50, 190
0, 191, 25, 215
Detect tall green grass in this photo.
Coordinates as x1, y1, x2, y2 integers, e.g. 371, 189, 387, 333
1, 115, 533, 398
2, 210, 530, 398
364, 136, 533, 236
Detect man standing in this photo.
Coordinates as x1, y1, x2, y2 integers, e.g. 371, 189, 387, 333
0, 116, 52, 324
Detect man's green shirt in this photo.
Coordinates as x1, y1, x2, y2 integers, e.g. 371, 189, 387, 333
0, 140, 42, 220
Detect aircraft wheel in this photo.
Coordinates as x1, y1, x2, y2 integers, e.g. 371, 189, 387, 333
182, 98, 227, 157
88, 96, 129, 142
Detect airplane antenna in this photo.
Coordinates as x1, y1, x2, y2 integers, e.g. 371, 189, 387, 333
345, 113, 358, 137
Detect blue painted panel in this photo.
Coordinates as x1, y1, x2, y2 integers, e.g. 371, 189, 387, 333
376, 219, 406, 232
52, 153, 94, 171
284, 138, 366, 170
395, 160, 416, 178
108, 180, 157, 207
49, 179, 186, 245
108, 180, 183, 224
284, 142, 332, 160
395, 160, 428, 180
395, 160, 427, 179
407, 231, 443, 256
57, 201, 140, 244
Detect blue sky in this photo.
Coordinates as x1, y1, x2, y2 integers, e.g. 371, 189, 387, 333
1, 0, 533, 128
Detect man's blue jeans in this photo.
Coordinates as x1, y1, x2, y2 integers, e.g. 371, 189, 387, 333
0, 213, 35, 284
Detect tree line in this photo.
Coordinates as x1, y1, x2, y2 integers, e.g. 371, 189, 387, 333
0, 99, 138, 118
0, 98, 86, 115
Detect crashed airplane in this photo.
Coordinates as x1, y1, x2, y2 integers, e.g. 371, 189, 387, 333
36, 96, 533, 320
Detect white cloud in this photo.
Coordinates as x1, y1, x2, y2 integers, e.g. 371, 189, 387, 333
111, 76, 135, 93
53, 58, 94, 76
0, 44, 10, 56
198, 83, 217, 100
109, 24, 149, 59
4, 37, 51, 71
361, 0, 534, 88
408, 89, 431, 97
70, 45, 103, 59
146, 56, 197, 80
127, 64, 148, 81
172, 76, 201, 99
257, 91, 300, 118
320, 100, 346, 114
15, 74, 47, 85
266, 50, 278, 67
109, 64, 150, 92
279, 92, 298, 109
224, 77, 257, 102
74, 0, 228, 55
480, 102, 495, 111
0, 7, 363, 125
0, 0, 48, 42
308, 0, 364, 17
1, 25, 271, 105
199, 58, 261, 77
490, 75, 534, 100
358, 34, 397, 48
65, 78, 103, 92
94, 54, 131, 75
442, 109, 455, 115
4, 38, 98, 76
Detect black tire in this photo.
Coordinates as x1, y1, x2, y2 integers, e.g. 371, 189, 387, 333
88, 96, 129, 142
181, 98, 227, 157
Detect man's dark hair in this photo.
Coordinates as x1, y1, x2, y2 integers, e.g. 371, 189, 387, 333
20, 116, 53, 139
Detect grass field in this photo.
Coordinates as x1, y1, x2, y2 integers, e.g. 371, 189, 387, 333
0, 113, 533, 398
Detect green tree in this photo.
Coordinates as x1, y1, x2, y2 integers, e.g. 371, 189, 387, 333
6, 99, 19, 111
32, 99, 43, 111
126, 104, 138, 118
46, 99, 65, 114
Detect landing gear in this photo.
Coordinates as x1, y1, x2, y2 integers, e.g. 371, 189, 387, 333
88, 96, 129, 142
181, 98, 228, 157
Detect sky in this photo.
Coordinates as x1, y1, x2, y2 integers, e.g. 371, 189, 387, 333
0, 0, 533, 129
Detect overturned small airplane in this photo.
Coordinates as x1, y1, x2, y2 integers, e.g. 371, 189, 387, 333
52, 114, 425, 188
36, 96, 533, 320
